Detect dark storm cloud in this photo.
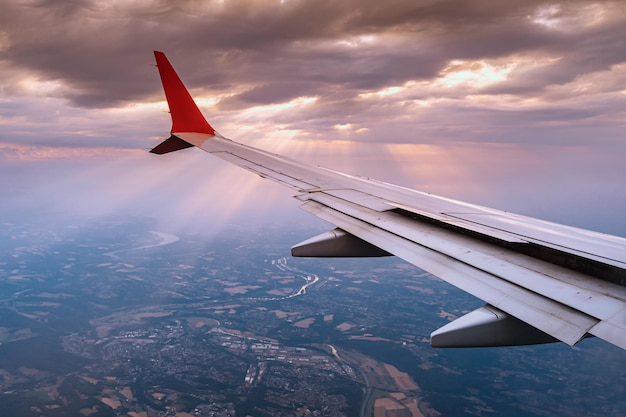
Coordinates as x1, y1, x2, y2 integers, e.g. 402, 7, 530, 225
482, 22, 626, 95
1, 0, 624, 110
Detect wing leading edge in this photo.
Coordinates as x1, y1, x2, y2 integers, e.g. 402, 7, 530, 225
150, 51, 626, 351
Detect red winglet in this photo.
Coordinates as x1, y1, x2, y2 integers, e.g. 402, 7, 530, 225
154, 51, 215, 135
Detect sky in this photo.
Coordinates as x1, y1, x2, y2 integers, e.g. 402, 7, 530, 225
1, 0, 626, 236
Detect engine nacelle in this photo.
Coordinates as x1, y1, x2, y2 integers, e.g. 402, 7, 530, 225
431, 305, 560, 348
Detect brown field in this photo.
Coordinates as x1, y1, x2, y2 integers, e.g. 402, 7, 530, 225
120, 386, 133, 400
383, 363, 419, 391
17, 312, 41, 320
216, 280, 241, 286
19, 367, 40, 376
405, 285, 435, 295
223, 285, 261, 295
338, 349, 421, 394
79, 406, 98, 416
324, 314, 334, 322
128, 412, 148, 417
271, 274, 294, 280
267, 289, 292, 296
186, 317, 219, 328
271, 310, 292, 319
405, 397, 427, 417
96, 326, 113, 338
80, 376, 99, 385
127, 275, 145, 281
438, 310, 457, 320
36, 292, 71, 298
294, 318, 315, 328
92, 309, 173, 338
374, 398, 407, 417
41, 301, 62, 307
349, 335, 390, 342
206, 304, 241, 310
374, 392, 426, 417
9, 275, 26, 281
336, 322, 355, 332
133, 312, 171, 320
101, 397, 121, 409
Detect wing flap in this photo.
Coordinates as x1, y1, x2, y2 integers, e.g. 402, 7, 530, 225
299, 192, 626, 348
299, 198, 596, 346
301, 192, 626, 312
589, 309, 626, 350
386, 202, 529, 243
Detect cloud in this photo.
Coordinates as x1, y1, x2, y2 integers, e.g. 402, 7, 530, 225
1, 0, 625, 234
2, 0, 624, 108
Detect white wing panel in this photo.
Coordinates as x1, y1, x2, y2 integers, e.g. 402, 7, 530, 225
446, 212, 626, 267
300, 199, 597, 346
301, 193, 626, 316
385, 202, 528, 244
212, 151, 318, 190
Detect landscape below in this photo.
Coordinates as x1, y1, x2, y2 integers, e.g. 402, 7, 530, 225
0, 215, 624, 417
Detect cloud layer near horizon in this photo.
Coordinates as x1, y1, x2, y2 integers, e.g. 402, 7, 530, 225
1, 0, 625, 233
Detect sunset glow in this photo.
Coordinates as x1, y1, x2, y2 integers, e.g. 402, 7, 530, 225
0, 0, 624, 234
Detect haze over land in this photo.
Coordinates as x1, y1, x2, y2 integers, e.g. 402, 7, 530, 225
1, 218, 624, 416
1, 0, 625, 234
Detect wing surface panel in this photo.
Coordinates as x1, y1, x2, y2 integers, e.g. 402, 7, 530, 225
590, 311, 626, 349
446, 212, 626, 267
297, 193, 626, 320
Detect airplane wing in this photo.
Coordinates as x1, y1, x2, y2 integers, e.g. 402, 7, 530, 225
150, 51, 626, 350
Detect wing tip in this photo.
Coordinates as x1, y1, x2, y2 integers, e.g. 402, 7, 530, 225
154, 51, 215, 136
